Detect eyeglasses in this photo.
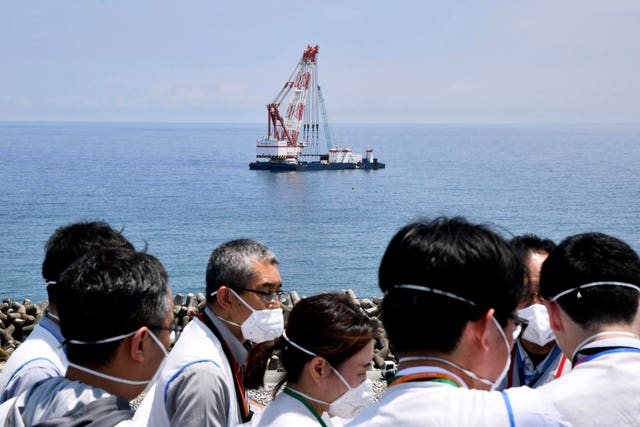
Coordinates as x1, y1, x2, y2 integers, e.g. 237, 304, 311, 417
148, 323, 179, 344
148, 323, 178, 333
509, 314, 529, 341
228, 286, 290, 304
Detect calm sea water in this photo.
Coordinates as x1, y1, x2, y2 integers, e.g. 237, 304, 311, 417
1, 122, 639, 302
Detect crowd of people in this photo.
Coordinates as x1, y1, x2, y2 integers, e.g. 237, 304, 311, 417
0, 217, 639, 426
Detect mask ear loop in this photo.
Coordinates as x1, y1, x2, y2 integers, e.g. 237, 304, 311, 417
551, 281, 640, 301
65, 328, 160, 385
66, 362, 152, 385
398, 317, 510, 390
283, 332, 355, 393
281, 332, 334, 404
210, 288, 252, 327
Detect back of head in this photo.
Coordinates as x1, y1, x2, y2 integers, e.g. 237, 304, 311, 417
540, 232, 640, 328
243, 292, 378, 391
379, 217, 523, 354
510, 234, 556, 263
206, 239, 278, 302
42, 221, 134, 305
57, 248, 170, 367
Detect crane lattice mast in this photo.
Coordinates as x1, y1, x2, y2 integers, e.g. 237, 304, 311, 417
267, 45, 319, 147
317, 85, 333, 150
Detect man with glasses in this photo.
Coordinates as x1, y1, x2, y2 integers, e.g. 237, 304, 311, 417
532, 232, 640, 425
497, 235, 571, 390
137, 239, 286, 427
347, 218, 569, 426
0, 248, 173, 425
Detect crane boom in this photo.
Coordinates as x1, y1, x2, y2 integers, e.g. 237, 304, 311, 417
317, 85, 333, 150
266, 45, 318, 147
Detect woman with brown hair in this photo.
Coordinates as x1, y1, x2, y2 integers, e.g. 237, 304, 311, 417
244, 292, 379, 426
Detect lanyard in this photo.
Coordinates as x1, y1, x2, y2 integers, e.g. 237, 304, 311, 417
573, 347, 640, 367
198, 313, 252, 423
388, 370, 463, 388
508, 344, 566, 388
283, 388, 328, 427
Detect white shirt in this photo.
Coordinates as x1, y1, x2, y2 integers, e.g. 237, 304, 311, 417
134, 308, 246, 427
0, 316, 68, 403
345, 366, 571, 427
252, 388, 339, 427
536, 337, 640, 426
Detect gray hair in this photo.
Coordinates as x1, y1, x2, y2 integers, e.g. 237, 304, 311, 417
206, 239, 278, 301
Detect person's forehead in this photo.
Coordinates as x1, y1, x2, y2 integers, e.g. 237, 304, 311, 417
247, 260, 282, 289
340, 342, 374, 373
526, 252, 548, 275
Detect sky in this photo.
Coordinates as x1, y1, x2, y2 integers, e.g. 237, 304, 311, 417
1, 0, 639, 124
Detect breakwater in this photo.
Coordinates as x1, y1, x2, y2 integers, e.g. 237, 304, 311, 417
172, 289, 395, 370
0, 291, 396, 369
0, 299, 48, 360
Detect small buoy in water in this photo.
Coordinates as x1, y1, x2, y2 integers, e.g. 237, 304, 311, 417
352, 186, 355, 190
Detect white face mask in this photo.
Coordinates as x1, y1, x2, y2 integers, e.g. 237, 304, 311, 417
491, 316, 511, 390
517, 304, 555, 346
222, 288, 284, 343
328, 368, 374, 418
66, 328, 169, 386
282, 332, 373, 418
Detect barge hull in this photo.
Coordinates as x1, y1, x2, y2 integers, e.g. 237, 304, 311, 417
249, 160, 385, 172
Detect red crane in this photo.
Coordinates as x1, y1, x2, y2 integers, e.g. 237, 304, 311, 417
266, 45, 319, 148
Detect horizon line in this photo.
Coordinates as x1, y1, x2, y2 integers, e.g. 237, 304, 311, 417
2, 120, 640, 126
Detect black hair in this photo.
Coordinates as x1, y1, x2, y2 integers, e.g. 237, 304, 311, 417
510, 234, 556, 304
540, 232, 640, 328
243, 292, 379, 395
205, 239, 278, 303
379, 217, 523, 354
510, 234, 556, 264
42, 221, 134, 305
57, 248, 170, 367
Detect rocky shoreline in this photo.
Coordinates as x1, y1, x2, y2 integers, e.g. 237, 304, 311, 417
0, 290, 395, 401
170, 289, 396, 371
0, 298, 49, 360
0, 291, 395, 366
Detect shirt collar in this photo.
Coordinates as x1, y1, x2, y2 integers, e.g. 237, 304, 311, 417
581, 336, 640, 351
204, 307, 248, 366
39, 315, 65, 344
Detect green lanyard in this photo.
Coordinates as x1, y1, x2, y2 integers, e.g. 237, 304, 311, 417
283, 387, 328, 427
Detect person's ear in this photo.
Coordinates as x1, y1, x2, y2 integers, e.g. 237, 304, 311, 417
543, 300, 563, 332
471, 308, 495, 352
216, 286, 234, 311
307, 356, 327, 384
129, 327, 148, 362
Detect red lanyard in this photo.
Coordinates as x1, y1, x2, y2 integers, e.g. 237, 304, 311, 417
507, 347, 567, 388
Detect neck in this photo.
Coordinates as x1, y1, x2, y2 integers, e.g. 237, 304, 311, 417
66, 363, 141, 400
521, 339, 555, 356
210, 304, 244, 342
398, 352, 482, 389
46, 305, 60, 325
569, 325, 639, 361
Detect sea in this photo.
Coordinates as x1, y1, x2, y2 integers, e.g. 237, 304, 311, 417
1, 122, 639, 303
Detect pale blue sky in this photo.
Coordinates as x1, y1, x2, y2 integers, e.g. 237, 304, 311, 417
2, 1, 639, 123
